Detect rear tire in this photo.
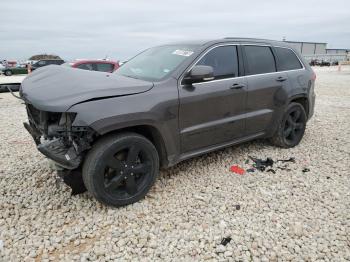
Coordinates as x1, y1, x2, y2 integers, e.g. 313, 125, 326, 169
82, 132, 159, 207
4, 70, 12, 76
270, 102, 307, 148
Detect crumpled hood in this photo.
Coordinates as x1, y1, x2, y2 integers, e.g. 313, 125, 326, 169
21, 65, 154, 112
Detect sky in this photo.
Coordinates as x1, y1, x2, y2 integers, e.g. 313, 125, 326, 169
0, 0, 349, 61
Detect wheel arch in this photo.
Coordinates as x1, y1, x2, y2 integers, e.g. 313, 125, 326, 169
289, 95, 309, 117
94, 124, 169, 168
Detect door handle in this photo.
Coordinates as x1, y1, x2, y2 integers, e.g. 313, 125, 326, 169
276, 76, 287, 82
230, 83, 245, 89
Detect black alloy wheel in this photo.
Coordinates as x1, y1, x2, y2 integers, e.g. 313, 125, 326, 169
283, 107, 305, 144
270, 102, 307, 148
83, 133, 159, 207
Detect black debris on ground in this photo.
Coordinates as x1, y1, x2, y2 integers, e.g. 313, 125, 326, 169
246, 168, 256, 173
266, 169, 276, 174
277, 157, 296, 163
220, 237, 232, 246
235, 204, 241, 210
302, 168, 310, 173
249, 156, 274, 171
277, 166, 291, 171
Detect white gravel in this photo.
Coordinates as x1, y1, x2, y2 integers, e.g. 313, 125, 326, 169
0, 66, 349, 261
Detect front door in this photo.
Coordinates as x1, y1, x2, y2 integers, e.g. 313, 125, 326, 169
178, 45, 247, 153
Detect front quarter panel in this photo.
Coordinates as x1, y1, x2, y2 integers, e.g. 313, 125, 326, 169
68, 78, 180, 162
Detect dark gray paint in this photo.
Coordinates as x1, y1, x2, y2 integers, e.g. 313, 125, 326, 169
22, 38, 315, 167
21, 65, 153, 112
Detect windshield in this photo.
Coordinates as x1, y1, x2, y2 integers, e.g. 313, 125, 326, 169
115, 45, 199, 81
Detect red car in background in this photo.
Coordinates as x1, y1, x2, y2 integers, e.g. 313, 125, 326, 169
63, 60, 120, 73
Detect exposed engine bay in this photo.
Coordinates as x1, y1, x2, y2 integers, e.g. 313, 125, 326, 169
24, 103, 95, 169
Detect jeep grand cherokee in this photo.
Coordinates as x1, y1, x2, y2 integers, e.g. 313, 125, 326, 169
21, 38, 316, 206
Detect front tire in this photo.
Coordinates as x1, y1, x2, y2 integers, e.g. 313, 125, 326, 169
82, 133, 159, 207
4, 70, 12, 76
270, 102, 307, 148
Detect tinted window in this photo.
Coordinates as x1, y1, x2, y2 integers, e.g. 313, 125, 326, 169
96, 63, 114, 72
77, 63, 94, 70
274, 47, 303, 71
244, 46, 276, 75
197, 46, 238, 79
38, 61, 46, 66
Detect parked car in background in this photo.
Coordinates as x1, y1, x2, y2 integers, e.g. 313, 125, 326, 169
319, 60, 330, 67
63, 60, 120, 73
1, 64, 28, 76
31, 59, 65, 71
21, 38, 316, 207
0, 63, 5, 73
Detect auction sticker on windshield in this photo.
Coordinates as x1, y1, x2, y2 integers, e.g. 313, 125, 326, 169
172, 50, 194, 56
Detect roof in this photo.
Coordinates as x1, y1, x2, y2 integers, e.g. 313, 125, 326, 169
284, 40, 327, 45
169, 37, 291, 47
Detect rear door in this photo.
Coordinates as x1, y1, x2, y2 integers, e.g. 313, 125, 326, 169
273, 46, 307, 95
242, 45, 290, 135
179, 45, 247, 153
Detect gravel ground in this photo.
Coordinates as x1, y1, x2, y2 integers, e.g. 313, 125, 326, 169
0, 67, 349, 261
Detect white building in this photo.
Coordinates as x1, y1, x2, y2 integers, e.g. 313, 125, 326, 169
285, 41, 327, 55
284, 41, 349, 62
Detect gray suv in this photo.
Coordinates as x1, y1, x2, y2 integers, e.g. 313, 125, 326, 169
21, 38, 316, 206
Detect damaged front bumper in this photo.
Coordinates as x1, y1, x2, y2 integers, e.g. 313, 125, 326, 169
24, 121, 82, 169
37, 138, 81, 169
23, 103, 94, 170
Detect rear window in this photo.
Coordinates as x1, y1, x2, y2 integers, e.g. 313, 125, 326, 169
96, 63, 114, 72
77, 63, 94, 70
274, 47, 303, 71
244, 46, 276, 75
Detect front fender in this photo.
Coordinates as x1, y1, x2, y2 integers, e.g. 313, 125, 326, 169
67, 86, 180, 164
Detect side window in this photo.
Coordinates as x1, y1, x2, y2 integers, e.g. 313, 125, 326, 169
77, 63, 94, 71
38, 61, 46, 66
196, 45, 238, 79
244, 46, 276, 75
274, 47, 303, 71
95, 63, 114, 72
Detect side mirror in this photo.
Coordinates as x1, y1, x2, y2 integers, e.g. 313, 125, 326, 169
183, 65, 214, 84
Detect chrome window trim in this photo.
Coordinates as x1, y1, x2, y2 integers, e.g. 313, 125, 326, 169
180, 43, 306, 86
